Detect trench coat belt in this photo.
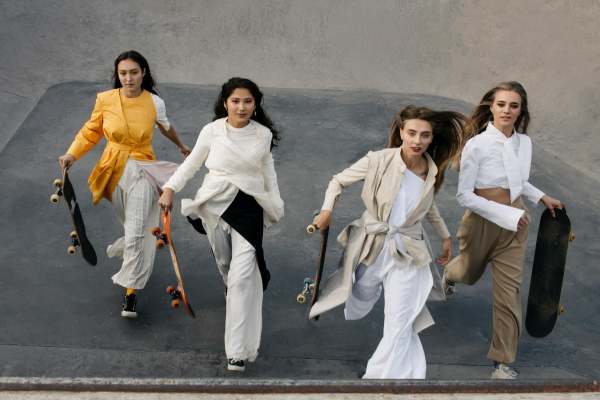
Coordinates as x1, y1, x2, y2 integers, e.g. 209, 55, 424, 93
363, 214, 431, 268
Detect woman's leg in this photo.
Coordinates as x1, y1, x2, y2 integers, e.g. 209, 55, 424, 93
444, 211, 498, 286
487, 226, 528, 365
363, 263, 433, 379
110, 174, 159, 290
224, 226, 263, 362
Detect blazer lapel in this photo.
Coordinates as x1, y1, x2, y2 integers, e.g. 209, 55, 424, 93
403, 152, 437, 224
376, 148, 405, 221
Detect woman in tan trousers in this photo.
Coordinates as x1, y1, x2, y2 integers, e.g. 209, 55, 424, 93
443, 81, 563, 379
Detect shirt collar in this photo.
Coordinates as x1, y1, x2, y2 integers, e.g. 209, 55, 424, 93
484, 121, 518, 142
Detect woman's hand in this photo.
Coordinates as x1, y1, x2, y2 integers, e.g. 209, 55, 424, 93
540, 195, 563, 217
436, 237, 452, 266
158, 188, 175, 210
313, 210, 332, 231
179, 144, 191, 158
58, 154, 76, 171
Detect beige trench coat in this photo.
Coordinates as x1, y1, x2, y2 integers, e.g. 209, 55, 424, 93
309, 148, 451, 332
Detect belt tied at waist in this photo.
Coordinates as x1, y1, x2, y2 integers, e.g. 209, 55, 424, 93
107, 141, 153, 152
363, 212, 432, 268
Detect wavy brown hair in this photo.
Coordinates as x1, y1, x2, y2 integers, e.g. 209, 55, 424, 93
465, 81, 530, 142
387, 105, 466, 192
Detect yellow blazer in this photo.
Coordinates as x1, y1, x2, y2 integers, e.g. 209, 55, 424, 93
67, 89, 157, 204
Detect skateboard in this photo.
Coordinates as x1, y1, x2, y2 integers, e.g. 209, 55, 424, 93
525, 208, 574, 338
151, 209, 196, 318
50, 170, 97, 266
296, 221, 329, 321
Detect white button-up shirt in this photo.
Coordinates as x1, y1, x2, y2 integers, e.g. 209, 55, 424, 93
457, 122, 544, 231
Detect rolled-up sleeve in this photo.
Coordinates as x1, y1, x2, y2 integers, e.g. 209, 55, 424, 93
457, 141, 524, 232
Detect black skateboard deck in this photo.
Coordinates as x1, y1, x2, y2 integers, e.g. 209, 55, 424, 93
297, 222, 329, 321
525, 208, 574, 338
152, 209, 196, 318
50, 170, 97, 266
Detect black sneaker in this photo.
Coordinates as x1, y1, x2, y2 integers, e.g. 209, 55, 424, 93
121, 293, 138, 318
227, 358, 245, 372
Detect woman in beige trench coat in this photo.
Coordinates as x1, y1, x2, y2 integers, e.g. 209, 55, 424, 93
311, 105, 465, 379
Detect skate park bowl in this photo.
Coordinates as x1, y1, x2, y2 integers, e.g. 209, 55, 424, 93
1, 0, 600, 395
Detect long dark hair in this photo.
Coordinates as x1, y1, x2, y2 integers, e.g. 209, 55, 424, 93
112, 50, 158, 95
465, 81, 530, 141
387, 105, 466, 192
213, 77, 280, 149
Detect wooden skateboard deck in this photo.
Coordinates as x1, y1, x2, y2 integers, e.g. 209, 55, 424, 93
152, 209, 196, 318
297, 222, 329, 321
50, 170, 97, 266
525, 208, 574, 338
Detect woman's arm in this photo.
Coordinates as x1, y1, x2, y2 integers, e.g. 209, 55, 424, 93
262, 149, 284, 220
158, 126, 211, 209
157, 124, 191, 158
457, 141, 525, 231
313, 152, 371, 229
59, 94, 104, 170
426, 201, 452, 266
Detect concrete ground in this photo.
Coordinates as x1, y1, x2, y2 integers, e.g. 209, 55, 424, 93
1, 82, 599, 391
1, 394, 600, 400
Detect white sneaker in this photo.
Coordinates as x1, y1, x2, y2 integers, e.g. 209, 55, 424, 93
227, 358, 245, 372
442, 271, 455, 296
491, 363, 518, 379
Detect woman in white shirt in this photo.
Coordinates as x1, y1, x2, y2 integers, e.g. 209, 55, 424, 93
443, 81, 562, 379
311, 105, 465, 379
158, 77, 284, 372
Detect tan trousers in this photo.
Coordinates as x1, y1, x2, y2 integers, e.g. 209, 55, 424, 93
445, 199, 528, 364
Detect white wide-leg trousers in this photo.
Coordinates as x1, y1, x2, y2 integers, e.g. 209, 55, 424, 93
205, 220, 263, 361
345, 259, 433, 379
109, 162, 160, 290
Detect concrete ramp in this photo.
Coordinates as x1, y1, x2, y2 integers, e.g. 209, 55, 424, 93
0, 82, 598, 382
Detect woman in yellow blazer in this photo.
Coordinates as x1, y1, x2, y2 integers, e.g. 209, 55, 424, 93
58, 50, 190, 318
311, 106, 465, 379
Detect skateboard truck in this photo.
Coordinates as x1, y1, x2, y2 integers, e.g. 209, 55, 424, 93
166, 285, 182, 309
297, 278, 315, 304
50, 179, 63, 204
151, 227, 167, 249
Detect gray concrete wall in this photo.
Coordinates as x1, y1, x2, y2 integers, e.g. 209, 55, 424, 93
1, 0, 599, 180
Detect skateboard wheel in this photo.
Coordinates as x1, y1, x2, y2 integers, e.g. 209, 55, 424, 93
50, 193, 60, 204
166, 285, 176, 295
559, 305, 565, 315
156, 239, 165, 249
306, 224, 317, 234
296, 293, 306, 304
67, 245, 76, 255
70, 231, 78, 239
53, 179, 63, 187
171, 299, 181, 309
151, 227, 161, 236
569, 232, 576, 242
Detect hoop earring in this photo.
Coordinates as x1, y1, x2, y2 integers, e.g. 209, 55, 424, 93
254, 110, 257, 117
